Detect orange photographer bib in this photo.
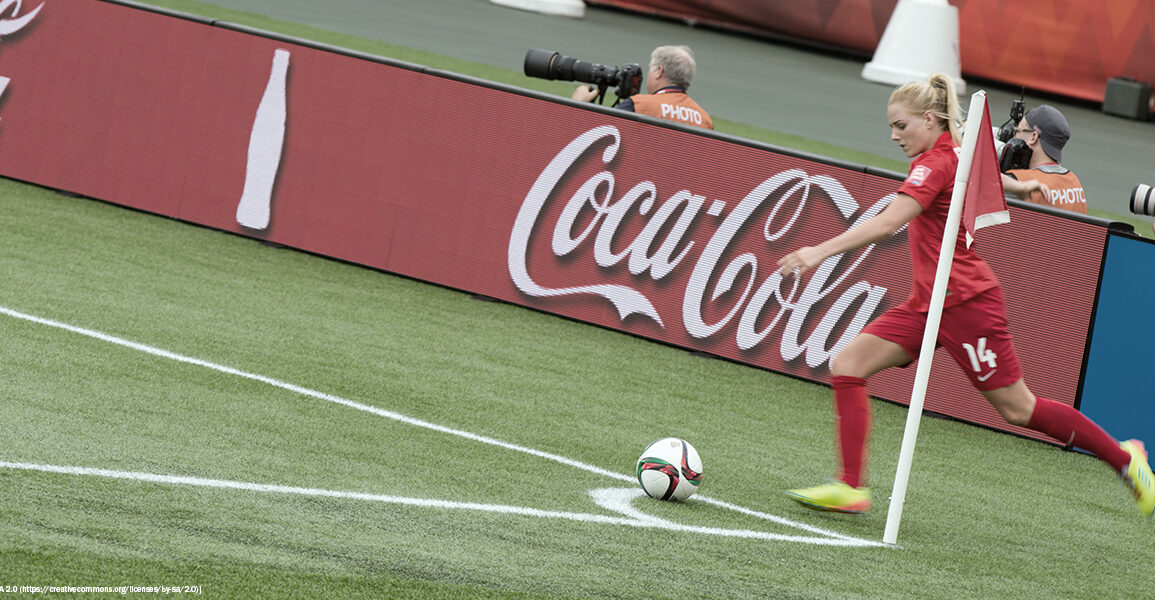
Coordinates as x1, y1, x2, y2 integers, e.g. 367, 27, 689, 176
631, 91, 713, 130
1006, 165, 1087, 214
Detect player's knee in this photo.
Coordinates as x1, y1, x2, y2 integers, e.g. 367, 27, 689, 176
983, 384, 1034, 426
830, 353, 863, 379
999, 404, 1033, 427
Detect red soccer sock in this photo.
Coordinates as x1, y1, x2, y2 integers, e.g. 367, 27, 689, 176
1027, 397, 1130, 474
833, 375, 871, 488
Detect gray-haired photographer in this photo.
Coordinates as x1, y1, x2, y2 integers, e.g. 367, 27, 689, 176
995, 103, 1087, 214
525, 45, 713, 130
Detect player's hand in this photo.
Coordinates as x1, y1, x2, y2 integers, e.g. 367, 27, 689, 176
1023, 179, 1051, 199
571, 85, 599, 102
1035, 180, 1051, 199
777, 247, 822, 276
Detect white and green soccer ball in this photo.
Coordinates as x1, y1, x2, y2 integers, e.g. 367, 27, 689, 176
635, 437, 703, 501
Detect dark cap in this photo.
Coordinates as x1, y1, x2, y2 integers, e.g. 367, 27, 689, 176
1024, 105, 1070, 162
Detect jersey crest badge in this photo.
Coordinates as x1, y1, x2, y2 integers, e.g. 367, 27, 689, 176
907, 165, 932, 186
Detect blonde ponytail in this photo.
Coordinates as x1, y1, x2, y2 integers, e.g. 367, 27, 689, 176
889, 73, 963, 144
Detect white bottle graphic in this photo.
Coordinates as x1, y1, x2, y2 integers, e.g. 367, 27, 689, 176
236, 49, 289, 230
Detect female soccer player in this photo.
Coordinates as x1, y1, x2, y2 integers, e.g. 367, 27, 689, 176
776, 73, 1153, 518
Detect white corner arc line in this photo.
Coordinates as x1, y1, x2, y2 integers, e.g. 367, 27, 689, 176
0, 305, 883, 547
0, 461, 883, 547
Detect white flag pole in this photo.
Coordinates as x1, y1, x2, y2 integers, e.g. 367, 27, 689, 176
883, 90, 988, 546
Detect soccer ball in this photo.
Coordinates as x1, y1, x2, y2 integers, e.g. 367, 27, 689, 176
635, 437, 703, 501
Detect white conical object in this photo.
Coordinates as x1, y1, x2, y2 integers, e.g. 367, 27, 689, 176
862, 0, 965, 92
237, 49, 290, 231
488, 0, 584, 18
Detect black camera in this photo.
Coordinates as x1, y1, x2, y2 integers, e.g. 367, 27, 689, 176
996, 97, 1026, 144
999, 138, 1031, 172
997, 96, 1031, 172
524, 48, 643, 105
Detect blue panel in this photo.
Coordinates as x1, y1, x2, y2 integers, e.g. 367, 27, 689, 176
1080, 233, 1155, 444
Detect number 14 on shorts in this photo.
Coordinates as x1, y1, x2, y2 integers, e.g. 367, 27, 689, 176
962, 337, 998, 380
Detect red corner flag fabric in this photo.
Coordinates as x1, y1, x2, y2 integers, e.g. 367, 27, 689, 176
963, 101, 1010, 248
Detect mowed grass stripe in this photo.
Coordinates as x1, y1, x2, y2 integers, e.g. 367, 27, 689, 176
0, 302, 879, 547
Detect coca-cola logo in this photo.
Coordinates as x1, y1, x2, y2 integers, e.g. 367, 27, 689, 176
0, 0, 44, 36
0, 1, 46, 120
508, 126, 901, 369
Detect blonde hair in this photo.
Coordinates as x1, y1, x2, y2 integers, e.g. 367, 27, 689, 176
888, 73, 963, 145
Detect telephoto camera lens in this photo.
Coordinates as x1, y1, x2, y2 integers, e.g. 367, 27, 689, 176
523, 48, 616, 87
524, 48, 598, 83
523, 48, 561, 80
522, 48, 640, 102
1130, 183, 1155, 217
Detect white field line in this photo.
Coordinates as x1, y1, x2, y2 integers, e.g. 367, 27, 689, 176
0, 305, 885, 548
0, 461, 880, 547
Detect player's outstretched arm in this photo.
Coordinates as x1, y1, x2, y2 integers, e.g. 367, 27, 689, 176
777, 194, 922, 276
1000, 173, 1050, 200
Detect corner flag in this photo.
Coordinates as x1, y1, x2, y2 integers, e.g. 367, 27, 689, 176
962, 100, 1010, 248
883, 91, 1007, 546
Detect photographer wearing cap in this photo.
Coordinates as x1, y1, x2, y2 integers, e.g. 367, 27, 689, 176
1002, 105, 1087, 214
573, 45, 713, 130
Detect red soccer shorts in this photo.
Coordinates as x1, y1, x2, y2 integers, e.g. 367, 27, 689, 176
862, 286, 1023, 391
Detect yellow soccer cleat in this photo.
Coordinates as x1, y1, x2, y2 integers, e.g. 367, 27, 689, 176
1121, 440, 1154, 519
787, 481, 872, 514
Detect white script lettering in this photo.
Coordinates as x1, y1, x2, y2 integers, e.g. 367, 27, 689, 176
508, 126, 892, 366
0, 0, 45, 36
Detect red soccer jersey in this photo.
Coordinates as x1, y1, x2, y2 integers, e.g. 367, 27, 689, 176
898, 132, 999, 311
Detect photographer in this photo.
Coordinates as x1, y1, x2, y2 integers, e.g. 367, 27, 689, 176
572, 45, 713, 130
1001, 105, 1086, 214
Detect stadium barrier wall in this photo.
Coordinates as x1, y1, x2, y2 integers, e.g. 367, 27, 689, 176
0, 0, 1129, 443
586, 0, 1155, 111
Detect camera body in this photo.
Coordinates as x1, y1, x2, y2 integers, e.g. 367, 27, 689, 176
524, 48, 643, 104
997, 98, 1031, 172
999, 138, 1031, 172
996, 98, 1026, 144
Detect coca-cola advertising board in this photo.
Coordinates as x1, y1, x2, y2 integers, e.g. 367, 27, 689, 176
0, 0, 1111, 442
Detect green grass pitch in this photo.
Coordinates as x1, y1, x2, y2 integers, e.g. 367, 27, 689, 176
2, 1, 1152, 598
